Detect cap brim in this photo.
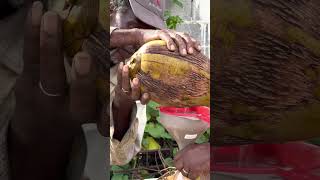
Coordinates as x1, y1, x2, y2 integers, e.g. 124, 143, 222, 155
129, 0, 166, 29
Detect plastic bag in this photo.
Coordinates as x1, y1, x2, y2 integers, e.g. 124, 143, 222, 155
159, 106, 210, 149
158, 106, 210, 180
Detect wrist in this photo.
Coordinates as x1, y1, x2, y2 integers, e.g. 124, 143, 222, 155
112, 97, 135, 110
110, 28, 141, 48
131, 28, 142, 45
112, 100, 135, 140
112, 99, 135, 123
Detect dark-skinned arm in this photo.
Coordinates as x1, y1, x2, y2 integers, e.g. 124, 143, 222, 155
110, 29, 139, 48
112, 99, 135, 140
111, 63, 149, 141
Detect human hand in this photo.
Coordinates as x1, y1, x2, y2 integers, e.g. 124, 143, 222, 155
174, 143, 210, 180
9, 1, 97, 179
112, 62, 150, 140
135, 29, 202, 56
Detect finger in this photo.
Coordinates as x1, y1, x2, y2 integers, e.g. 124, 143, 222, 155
187, 170, 199, 180
131, 78, 140, 100
174, 149, 186, 161
168, 31, 187, 56
140, 93, 150, 105
23, 1, 43, 73
178, 32, 194, 54
180, 166, 190, 178
158, 30, 176, 51
40, 11, 66, 97
191, 37, 202, 51
121, 65, 130, 92
70, 52, 97, 124
173, 158, 184, 171
117, 62, 124, 88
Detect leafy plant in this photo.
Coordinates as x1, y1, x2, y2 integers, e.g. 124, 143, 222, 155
172, 0, 183, 8
111, 174, 129, 180
111, 165, 130, 180
142, 136, 161, 150
164, 0, 184, 29
196, 129, 210, 144
164, 11, 184, 30
144, 122, 172, 140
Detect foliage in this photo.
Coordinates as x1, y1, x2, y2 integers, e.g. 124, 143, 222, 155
172, 0, 183, 8
111, 100, 210, 179
164, 0, 184, 30
164, 11, 184, 30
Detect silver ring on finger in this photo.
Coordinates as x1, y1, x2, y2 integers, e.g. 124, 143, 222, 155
121, 87, 130, 93
181, 168, 189, 177
38, 81, 62, 97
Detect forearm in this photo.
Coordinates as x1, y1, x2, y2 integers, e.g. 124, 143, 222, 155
110, 29, 139, 48
112, 102, 134, 140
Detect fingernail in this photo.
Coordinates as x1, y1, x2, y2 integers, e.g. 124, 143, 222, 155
133, 78, 139, 85
43, 12, 59, 35
31, 2, 43, 26
182, 49, 187, 55
171, 45, 175, 50
189, 47, 194, 54
123, 65, 128, 72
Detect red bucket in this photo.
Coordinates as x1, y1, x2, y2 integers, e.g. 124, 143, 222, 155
212, 142, 320, 180
158, 106, 210, 125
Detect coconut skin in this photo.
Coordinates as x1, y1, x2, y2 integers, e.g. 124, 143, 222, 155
127, 40, 210, 107
213, 0, 320, 145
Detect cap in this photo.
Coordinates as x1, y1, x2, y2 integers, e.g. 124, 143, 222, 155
128, 0, 166, 29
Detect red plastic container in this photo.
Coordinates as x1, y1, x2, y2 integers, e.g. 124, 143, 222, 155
212, 142, 320, 180
158, 106, 210, 124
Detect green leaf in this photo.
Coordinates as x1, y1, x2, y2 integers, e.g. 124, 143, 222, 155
121, 164, 131, 170
148, 101, 159, 110
173, 148, 179, 156
145, 122, 170, 139
111, 164, 130, 173
164, 157, 174, 167
162, 132, 173, 139
144, 122, 162, 138
111, 174, 129, 180
165, 15, 183, 30
172, 0, 183, 8
195, 134, 209, 144
147, 101, 159, 118
143, 136, 161, 150
206, 128, 211, 135
111, 166, 123, 171
142, 136, 149, 148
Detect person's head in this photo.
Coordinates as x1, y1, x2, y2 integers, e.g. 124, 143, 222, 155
111, 0, 154, 29
110, 0, 166, 29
